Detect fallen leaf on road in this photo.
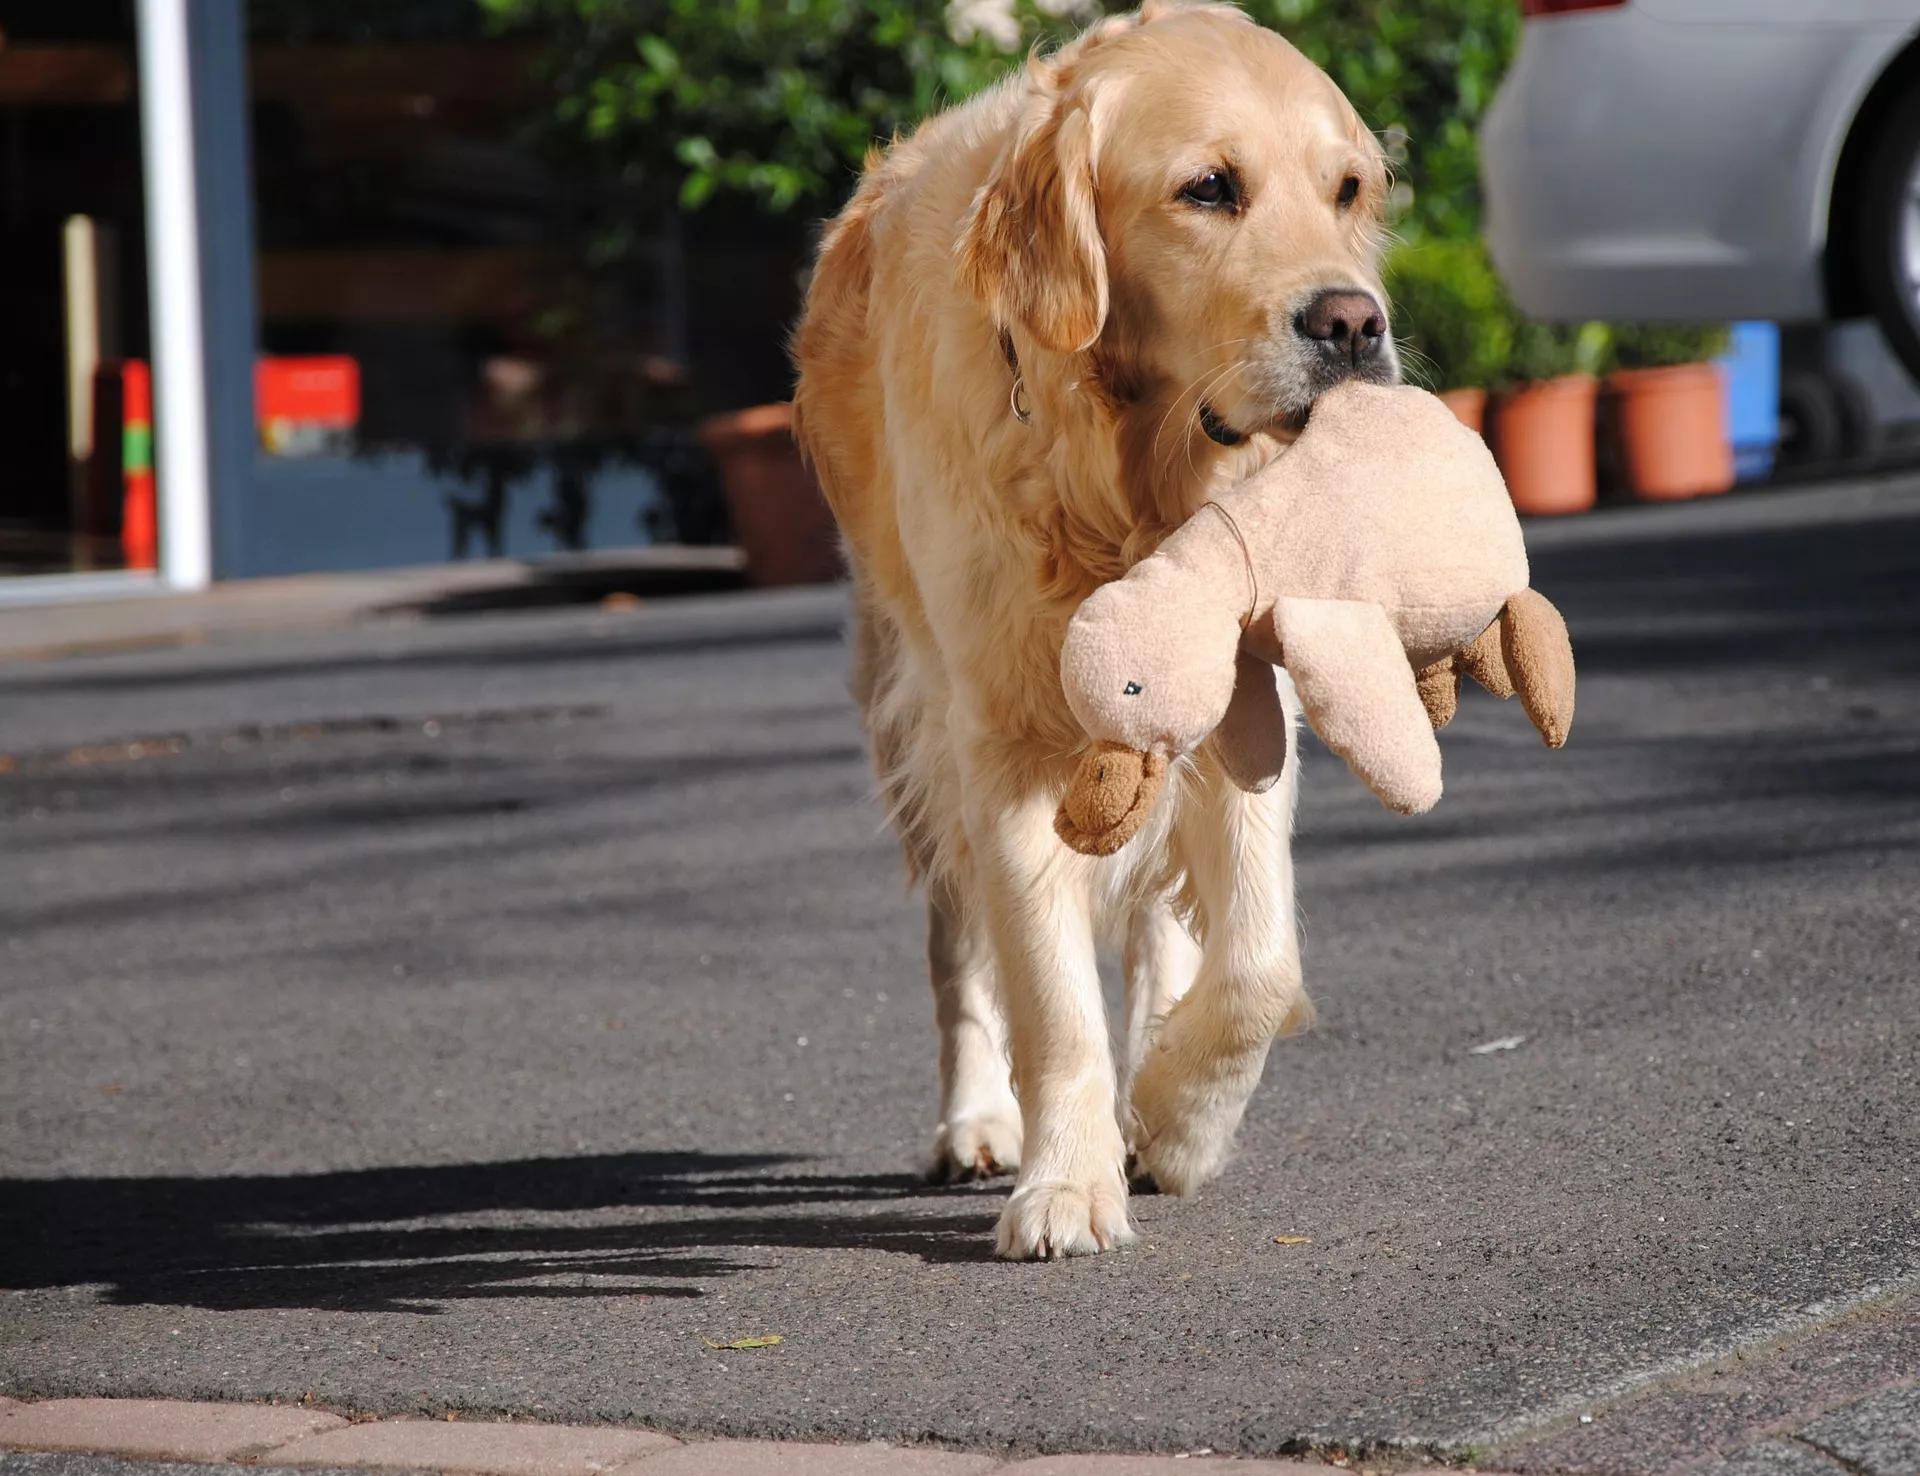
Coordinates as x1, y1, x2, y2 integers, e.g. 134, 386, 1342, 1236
1468, 1034, 1526, 1055
703, 1334, 783, 1350
1273, 1235, 1312, 1245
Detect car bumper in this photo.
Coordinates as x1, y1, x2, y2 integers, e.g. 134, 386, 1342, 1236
1480, 6, 1910, 323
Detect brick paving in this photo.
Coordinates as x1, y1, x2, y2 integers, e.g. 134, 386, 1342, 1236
1795, 1385, 1920, 1476
617, 1441, 997, 1474
0, 1400, 1352, 1476
8, 1389, 1920, 1476
263, 1419, 677, 1475
0, 1402, 344, 1464
997, 1459, 1328, 1475
1686, 1384, 1920, 1476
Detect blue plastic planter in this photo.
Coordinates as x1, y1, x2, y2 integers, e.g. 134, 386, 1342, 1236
1718, 321, 1780, 482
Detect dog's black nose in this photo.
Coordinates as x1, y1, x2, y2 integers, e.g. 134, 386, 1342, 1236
1294, 289, 1388, 369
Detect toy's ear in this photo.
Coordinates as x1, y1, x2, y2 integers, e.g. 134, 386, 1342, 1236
1273, 595, 1443, 815
1211, 651, 1289, 793
957, 75, 1109, 354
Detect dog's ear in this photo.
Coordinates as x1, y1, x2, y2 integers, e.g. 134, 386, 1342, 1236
957, 77, 1109, 355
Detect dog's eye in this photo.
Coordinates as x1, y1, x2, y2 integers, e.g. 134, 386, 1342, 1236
1337, 175, 1361, 210
1181, 170, 1238, 210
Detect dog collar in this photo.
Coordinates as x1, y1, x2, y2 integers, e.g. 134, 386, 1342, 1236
999, 328, 1032, 426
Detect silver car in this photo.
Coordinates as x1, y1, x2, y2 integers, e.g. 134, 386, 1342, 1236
1480, 0, 1920, 384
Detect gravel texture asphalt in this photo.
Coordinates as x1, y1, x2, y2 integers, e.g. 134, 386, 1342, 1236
1, 480, 1917, 1466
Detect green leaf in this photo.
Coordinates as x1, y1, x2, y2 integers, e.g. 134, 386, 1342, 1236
637, 34, 681, 77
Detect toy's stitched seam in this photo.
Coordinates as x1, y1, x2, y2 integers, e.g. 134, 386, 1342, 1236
1201, 500, 1257, 629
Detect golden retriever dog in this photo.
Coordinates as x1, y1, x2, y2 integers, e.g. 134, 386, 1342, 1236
792, 1, 1397, 1259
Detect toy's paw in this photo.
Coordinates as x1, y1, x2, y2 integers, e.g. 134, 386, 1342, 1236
1054, 742, 1167, 857
1501, 589, 1576, 748
1458, 619, 1513, 699
1415, 658, 1462, 730
925, 1110, 1023, 1184
994, 1175, 1136, 1260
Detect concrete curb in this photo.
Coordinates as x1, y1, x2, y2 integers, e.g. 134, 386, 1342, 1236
0, 547, 750, 665
0, 1398, 1365, 1476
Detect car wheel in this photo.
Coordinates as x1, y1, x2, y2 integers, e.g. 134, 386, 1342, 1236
1828, 368, 1884, 460
1778, 368, 1882, 468
1856, 84, 1920, 384
1778, 369, 1843, 467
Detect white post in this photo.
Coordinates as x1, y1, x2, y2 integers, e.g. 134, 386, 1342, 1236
62, 216, 101, 468
135, 0, 214, 591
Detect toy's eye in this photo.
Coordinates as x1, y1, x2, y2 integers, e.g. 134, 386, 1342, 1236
1123, 681, 1143, 696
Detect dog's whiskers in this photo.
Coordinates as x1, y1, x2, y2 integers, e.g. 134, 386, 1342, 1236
1181, 359, 1250, 483
1149, 339, 1251, 463
1393, 338, 1439, 391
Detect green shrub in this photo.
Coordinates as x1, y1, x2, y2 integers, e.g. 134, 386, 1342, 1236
1245, 0, 1520, 243
1603, 322, 1734, 371
1383, 237, 1512, 391
1385, 236, 1624, 389
1506, 318, 1611, 386
486, 0, 1523, 229
479, 0, 1098, 212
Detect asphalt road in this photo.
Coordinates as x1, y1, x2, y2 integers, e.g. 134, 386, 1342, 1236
2, 480, 1917, 1468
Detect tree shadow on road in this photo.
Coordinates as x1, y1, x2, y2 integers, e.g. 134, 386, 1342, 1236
0, 1151, 1004, 1314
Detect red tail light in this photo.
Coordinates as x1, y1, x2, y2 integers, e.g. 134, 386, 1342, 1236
1522, 0, 1627, 14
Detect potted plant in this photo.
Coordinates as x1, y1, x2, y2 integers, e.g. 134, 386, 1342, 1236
1384, 237, 1514, 433
1602, 323, 1735, 501
1487, 316, 1610, 517
696, 403, 842, 586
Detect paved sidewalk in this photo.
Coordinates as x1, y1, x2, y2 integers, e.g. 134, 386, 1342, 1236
0, 547, 746, 664
0, 1399, 1331, 1475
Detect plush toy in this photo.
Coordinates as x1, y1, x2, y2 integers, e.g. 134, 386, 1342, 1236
1055, 380, 1575, 856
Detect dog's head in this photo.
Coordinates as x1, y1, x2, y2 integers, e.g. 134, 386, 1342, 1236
960, 3, 1395, 458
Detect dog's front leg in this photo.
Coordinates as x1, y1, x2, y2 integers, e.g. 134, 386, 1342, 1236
924, 877, 1023, 1183
1129, 756, 1310, 1196
1119, 896, 1201, 1124
962, 745, 1133, 1260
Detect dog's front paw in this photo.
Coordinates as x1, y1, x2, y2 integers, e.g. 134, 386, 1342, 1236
1127, 962, 1308, 1196
1128, 1038, 1269, 1197
925, 1110, 1023, 1184
994, 1175, 1135, 1260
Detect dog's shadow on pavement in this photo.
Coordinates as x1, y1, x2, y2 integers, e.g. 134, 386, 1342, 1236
0, 1151, 1003, 1314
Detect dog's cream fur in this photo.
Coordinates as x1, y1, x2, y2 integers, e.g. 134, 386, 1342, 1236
793, 2, 1395, 1259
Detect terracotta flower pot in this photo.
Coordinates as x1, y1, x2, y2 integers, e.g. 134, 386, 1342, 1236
1490, 374, 1599, 516
1438, 386, 1488, 435
697, 402, 842, 587
1607, 363, 1735, 501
